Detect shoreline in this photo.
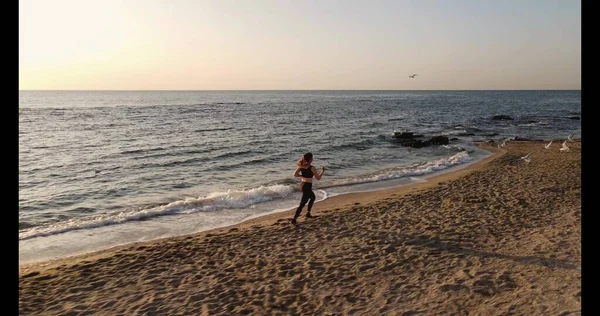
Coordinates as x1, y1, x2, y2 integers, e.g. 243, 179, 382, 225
19, 144, 489, 267
19, 143, 502, 274
19, 140, 581, 315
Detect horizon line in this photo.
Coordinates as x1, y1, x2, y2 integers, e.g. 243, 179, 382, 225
19, 89, 582, 92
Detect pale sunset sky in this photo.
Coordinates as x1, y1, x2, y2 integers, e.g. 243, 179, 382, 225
19, 0, 581, 90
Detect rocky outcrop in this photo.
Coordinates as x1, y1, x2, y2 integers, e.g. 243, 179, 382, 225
392, 132, 449, 148
491, 115, 514, 120
427, 136, 450, 145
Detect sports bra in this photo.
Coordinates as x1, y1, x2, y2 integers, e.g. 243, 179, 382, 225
300, 165, 314, 178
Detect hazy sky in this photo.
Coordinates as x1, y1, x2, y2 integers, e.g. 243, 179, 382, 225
19, 0, 581, 90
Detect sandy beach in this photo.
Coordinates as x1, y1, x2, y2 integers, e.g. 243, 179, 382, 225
19, 140, 581, 315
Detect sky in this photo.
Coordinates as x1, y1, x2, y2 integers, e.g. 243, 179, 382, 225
19, 0, 581, 90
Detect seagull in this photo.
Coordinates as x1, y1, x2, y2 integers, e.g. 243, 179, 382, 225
409, 74, 418, 78
520, 152, 531, 164
544, 140, 552, 149
499, 137, 512, 148
560, 140, 570, 152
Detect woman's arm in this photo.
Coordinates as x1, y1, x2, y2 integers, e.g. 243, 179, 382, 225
312, 166, 325, 180
293, 167, 302, 178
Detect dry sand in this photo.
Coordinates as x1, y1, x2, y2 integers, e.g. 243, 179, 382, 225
19, 140, 581, 315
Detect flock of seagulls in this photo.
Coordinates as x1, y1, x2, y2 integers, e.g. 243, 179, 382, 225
499, 132, 577, 165
544, 132, 574, 152
497, 136, 515, 149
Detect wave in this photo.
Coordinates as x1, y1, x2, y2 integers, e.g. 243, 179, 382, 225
129, 147, 216, 161
121, 147, 167, 155
194, 127, 233, 133
19, 184, 296, 240
19, 149, 475, 241
319, 151, 473, 189
441, 144, 468, 152
133, 149, 256, 169
441, 129, 470, 136
518, 121, 548, 127
207, 152, 291, 172
328, 139, 378, 151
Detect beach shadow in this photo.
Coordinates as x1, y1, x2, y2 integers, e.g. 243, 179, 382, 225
285, 219, 318, 231
407, 235, 581, 271
292, 224, 317, 232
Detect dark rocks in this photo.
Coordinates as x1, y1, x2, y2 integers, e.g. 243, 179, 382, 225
491, 115, 514, 120
408, 140, 428, 148
427, 136, 450, 145
567, 116, 581, 120
392, 132, 449, 148
393, 131, 414, 139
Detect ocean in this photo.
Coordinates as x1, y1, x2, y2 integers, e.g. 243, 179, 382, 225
18, 90, 581, 264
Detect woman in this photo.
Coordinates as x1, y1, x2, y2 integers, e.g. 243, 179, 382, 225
292, 152, 325, 225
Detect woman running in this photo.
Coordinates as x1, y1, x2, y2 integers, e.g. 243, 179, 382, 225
292, 152, 325, 225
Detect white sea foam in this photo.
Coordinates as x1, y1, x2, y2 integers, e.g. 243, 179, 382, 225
20, 152, 473, 240
323, 151, 472, 188
19, 184, 295, 240
441, 129, 469, 136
